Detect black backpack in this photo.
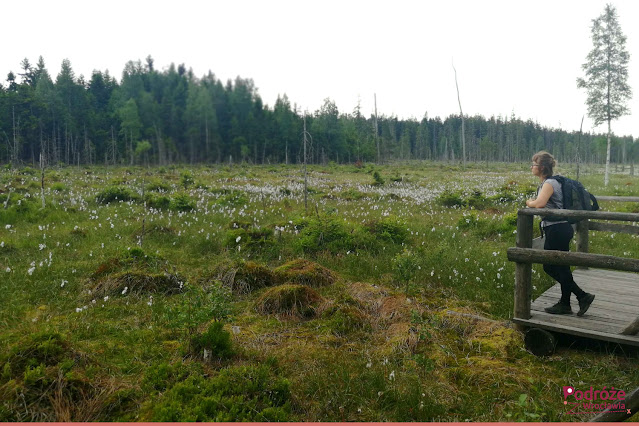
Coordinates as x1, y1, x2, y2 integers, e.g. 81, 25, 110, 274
544, 175, 599, 223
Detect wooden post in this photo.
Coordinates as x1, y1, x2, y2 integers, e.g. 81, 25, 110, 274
575, 220, 589, 269
514, 212, 533, 329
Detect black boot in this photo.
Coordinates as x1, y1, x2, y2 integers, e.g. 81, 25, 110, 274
544, 302, 572, 315
577, 293, 595, 317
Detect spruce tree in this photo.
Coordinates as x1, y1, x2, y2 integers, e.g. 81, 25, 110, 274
577, 3, 632, 186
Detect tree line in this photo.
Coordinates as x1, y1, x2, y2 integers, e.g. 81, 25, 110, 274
0, 56, 636, 168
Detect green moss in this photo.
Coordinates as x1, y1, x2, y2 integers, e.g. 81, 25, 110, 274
142, 364, 291, 421
322, 304, 371, 336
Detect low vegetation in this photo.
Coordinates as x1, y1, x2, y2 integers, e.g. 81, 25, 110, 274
1, 161, 638, 421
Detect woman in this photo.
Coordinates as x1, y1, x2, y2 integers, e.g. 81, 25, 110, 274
525, 151, 595, 316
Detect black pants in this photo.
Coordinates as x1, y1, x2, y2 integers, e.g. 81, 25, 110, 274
543, 222, 586, 305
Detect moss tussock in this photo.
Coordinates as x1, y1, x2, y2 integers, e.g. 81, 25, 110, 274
254, 284, 324, 317
273, 259, 338, 287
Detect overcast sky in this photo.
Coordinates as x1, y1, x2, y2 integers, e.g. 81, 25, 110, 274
2, 0, 638, 137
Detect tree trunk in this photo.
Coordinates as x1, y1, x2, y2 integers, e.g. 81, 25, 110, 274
374, 93, 380, 164
605, 119, 611, 186
40, 152, 46, 208
453, 63, 466, 168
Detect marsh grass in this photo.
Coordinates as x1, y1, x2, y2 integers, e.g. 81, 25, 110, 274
1, 162, 638, 421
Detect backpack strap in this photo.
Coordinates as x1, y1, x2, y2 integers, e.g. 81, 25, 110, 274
589, 193, 599, 211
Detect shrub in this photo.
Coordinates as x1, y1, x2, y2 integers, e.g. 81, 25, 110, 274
254, 284, 324, 317
214, 190, 249, 207
465, 190, 491, 210
162, 283, 233, 344
294, 217, 355, 254
145, 180, 171, 192
180, 171, 194, 189
363, 216, 408, 244
190, 322, 234, 360
96, 186, 136, 204
437, 191, 464, 208
456, 213, 516, 239
225, 227, 274, 253
392, 249, 418, 293
51, 182, 67, 192
372, 171, 385, 186
338, 189, 366, 200
170, 193, 195, 212
145, 194, 171, 209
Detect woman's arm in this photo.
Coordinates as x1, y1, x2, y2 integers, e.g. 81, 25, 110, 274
526, 182, 554, 208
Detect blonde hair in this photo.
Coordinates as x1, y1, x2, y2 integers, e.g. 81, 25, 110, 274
532, 151, 556, 178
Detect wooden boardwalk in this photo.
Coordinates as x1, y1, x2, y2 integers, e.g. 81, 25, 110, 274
513, 268, 639, 347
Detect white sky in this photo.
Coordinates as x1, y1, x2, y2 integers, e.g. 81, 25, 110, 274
2, 0, 638, 138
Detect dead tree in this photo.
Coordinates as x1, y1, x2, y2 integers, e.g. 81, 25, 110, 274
39, 152, 46, 208
453, 62, 466, 168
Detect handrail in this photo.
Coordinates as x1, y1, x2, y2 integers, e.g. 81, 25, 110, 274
507, 247, 639, 273
518, 208, 639, 222
595, 195, 639, 202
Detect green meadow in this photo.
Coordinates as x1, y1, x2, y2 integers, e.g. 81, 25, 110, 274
1, 161, 638, 421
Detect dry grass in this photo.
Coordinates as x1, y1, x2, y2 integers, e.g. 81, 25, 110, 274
254, 284, 324, 317
88, 271, 183, 298
217, 260, 276, 294
273, 259, 338, 287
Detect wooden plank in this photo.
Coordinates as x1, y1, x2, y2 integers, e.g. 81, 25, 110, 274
529, 311, 629, 332
518, 208, 639, 222
573, 275, 639, 290
531, 306, 634, 326
588, 221, 639, 235
512, 317, 639, 346
541, 285, 639, 301
595, 195, 639, 202
533, 305, 638, 322
572, 279, 639, 293
575, 268, 639, 280
537, 279, 638, 297
537, 291, 639, 310
573, 268, 639, 284
507, 247, 639, 272
532, 298, 637, 320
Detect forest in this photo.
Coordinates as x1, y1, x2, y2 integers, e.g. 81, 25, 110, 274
1, 56, 637, 167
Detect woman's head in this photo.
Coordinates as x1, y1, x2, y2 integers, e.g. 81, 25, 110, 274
532, 151, 556, 178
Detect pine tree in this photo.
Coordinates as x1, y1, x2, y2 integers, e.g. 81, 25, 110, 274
577, 3, 632, 186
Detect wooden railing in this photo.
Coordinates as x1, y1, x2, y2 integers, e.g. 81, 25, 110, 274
507, 196, 639, 327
